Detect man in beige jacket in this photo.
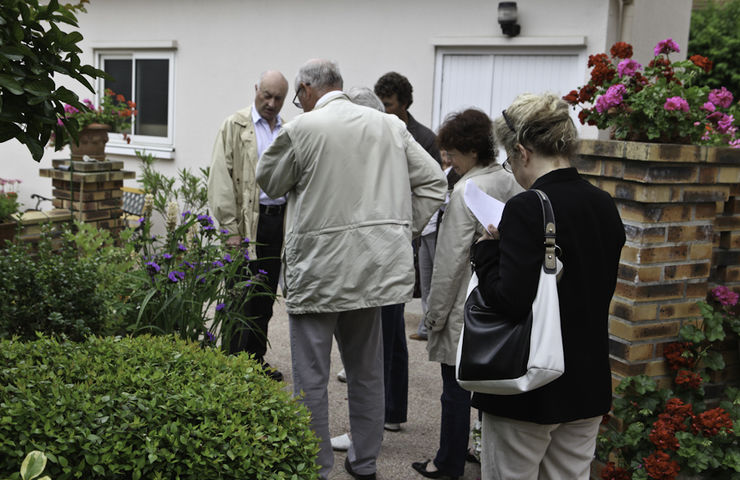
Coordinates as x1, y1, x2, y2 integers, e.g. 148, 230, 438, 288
257, 59, 447, 480
207, 70, 288, 380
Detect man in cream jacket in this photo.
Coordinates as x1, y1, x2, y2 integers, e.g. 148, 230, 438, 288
257, 59, 447, 480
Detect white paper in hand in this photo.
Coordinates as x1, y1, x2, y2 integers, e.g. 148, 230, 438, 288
463, 179, 506, 232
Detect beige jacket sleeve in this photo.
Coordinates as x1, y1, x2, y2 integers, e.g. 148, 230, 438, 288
256, 128, 299, 200
403, 129, 448, 237
424, 185, 479, 332
207, 119, 240, 235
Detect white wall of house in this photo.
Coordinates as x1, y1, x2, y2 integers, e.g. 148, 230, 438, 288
2, 0, 691, 211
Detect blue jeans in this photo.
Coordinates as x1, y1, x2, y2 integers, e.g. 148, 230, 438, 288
381, 303, 408, 424
434, 363, 471, 476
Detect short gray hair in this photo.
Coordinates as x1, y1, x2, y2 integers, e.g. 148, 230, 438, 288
347, 87, 385, 112
295, 59, 343, 92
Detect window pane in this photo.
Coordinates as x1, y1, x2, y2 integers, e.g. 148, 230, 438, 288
135, 59, 169, 137
103, 59, 132, 101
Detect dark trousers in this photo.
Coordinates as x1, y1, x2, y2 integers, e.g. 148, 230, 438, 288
381, 303, 408, 424
228, 207, 284, 359
434, 363, 471, 476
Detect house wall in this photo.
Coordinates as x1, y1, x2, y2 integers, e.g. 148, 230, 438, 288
2, 0, 690, 210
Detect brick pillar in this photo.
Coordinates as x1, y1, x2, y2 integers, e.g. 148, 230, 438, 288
574, 140, 740, 388
39, 159, 136, 234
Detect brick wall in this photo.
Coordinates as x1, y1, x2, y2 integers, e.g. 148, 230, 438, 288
39, 159, 136, 235
574, 140, 740, 389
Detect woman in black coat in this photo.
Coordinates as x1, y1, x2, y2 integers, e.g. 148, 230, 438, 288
471, 93, 625, 480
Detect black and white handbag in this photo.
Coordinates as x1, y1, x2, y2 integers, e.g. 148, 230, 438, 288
455, 189, 564, 395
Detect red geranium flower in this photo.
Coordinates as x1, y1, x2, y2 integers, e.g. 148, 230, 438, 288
610, 41, 633, 59
674, 369, 702, 390
691, 407, 734, 437
690, 54, 713, 73
601, 461, 631, 480
644, 450, 680, 480
663, 342, 697, 371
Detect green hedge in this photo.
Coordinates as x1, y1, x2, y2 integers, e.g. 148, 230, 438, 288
0, 335, 319, 480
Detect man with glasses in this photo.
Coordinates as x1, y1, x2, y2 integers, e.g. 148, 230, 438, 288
207, 70, 289, 381
257, 59, 447, 480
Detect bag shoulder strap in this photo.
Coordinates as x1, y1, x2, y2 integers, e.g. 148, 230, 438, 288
532, 189, 557, 274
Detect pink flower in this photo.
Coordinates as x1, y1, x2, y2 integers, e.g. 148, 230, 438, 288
730, 138, 740, 148
709, 87, 733, 109
702, 102, 716, 113
664, 96, 689, 112
617, 59, 642, 77
595, 84, 626, 113
654, 38, 680, 56
83, 99, 94, 108
712, 286, 739, 307
717, 114, 735, 134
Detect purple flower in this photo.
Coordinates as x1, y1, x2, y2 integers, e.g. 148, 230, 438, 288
216, 303, 226, 311
178, 243, 187, 252
197, 214, 214, 225
181, 261, 195, 269
258, 269, 268, 275
196, 275, 206, 284
617, 58, 641, 77
664, 96, 689, 112
242, 237, 250, 244
212, 260, 224, 268
709, 87, 733, 109
712, 286, 739, 306
702, 102, 716, 113
653, 38, 680, 56
224, 253, 232, 263
595, 84, 626, 113
243, 252, 250, 261
203, 225, 216, 231
163, 253, 173, 260
138, 217, 145, 224
206, 331, 216, 342
145, 261, 161, 273
181, 210, 192, 218
220, 229, 229, 235
168, 270, 185, 282
717, 114, 735, 135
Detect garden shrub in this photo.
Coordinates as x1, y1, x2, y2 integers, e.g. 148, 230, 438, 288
0, 227, 111, 340
0, 335, 320, 480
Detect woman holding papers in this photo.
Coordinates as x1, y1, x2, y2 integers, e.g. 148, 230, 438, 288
471, 93, 625, 480
413, 109, 521, 480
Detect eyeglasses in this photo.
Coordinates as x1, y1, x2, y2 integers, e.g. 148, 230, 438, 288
502, 158, 512, 173
292, 82, 310, 109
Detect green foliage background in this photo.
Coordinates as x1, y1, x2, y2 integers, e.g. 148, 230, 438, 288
689, 0, 740, 97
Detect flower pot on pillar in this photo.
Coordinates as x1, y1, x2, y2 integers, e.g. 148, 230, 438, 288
69, 123, 110, 161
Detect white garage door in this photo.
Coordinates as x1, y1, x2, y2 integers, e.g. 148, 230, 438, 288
432, 49, 583, 131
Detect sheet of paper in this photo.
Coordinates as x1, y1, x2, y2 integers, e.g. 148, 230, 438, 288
463, 178, 506, 231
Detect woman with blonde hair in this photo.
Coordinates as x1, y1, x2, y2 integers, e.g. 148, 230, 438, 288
471, 93, 625, 479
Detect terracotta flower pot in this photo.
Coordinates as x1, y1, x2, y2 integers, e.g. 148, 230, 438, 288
69, 123, 110, 160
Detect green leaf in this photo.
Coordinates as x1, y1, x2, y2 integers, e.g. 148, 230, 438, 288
20, 451, 47, 480
0, 74, 24, 95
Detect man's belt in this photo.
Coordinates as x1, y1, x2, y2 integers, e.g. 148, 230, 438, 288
259, 203, 285, 216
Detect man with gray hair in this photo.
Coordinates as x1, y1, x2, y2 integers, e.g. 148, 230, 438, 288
257, 59, 447, 480
208, 70, 289, 380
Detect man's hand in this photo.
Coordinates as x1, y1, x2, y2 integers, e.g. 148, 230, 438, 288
226, 234, 242, 247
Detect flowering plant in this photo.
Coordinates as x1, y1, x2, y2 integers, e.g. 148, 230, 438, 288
51, 89, 137, 147
126, 198, 267, 347
0, 178, 21, 223
564, 39, 740, 146
598, 286, 740, 480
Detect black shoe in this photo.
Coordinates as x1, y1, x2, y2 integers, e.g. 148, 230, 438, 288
411, 460, 458, 480
345, 456, 376, 480
465, 448, 480, 464
261, 361, 283, 382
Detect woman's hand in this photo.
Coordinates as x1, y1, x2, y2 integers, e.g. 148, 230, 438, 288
477, 224, 500, 242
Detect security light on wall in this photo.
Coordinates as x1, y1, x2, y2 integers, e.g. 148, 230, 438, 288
498, 2, 521, 37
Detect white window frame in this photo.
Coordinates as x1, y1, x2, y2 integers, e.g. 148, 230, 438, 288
94, 48, 176, 159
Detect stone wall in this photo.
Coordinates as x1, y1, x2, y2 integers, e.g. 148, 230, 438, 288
575, 140, 740, 388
